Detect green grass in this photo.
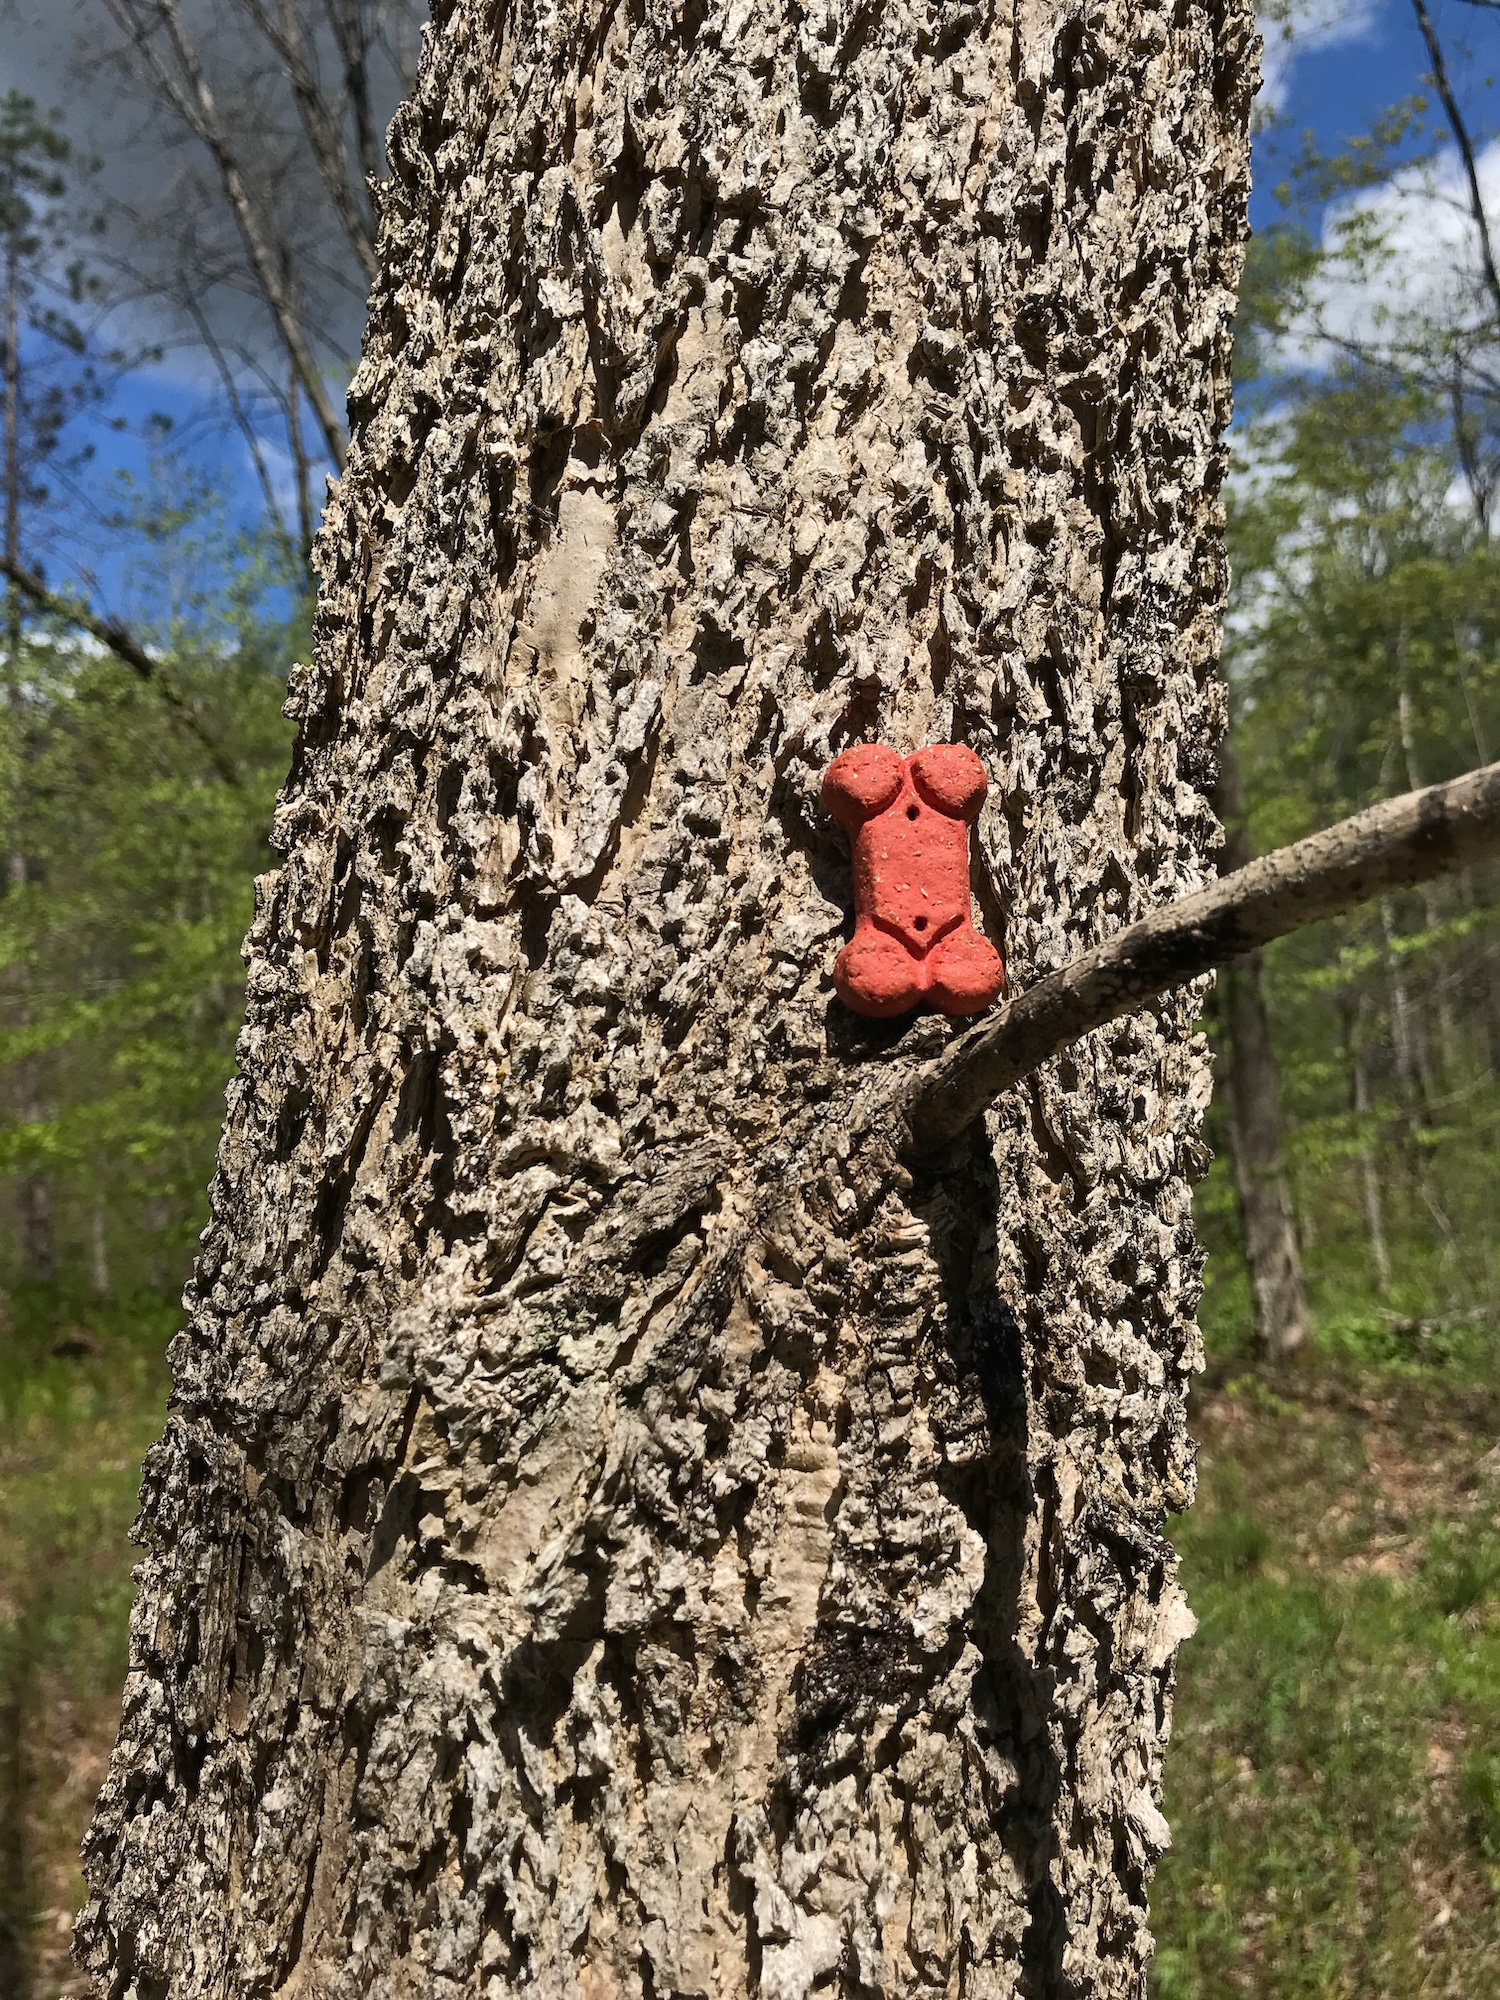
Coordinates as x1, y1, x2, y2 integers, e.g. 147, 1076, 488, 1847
1154, 1369, 1500, 1996
6, 1264, 1500, 1998
0, 1286, 172, 1996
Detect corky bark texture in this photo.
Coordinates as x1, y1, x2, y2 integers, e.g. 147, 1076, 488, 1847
78, 2, 1255, 1996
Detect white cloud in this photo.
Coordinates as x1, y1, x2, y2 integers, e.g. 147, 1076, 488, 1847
1259, 0, 1383, 113
1310, 137, 1500, 352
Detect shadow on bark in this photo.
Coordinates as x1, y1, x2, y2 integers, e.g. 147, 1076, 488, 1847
916, 1135, 1069, 1997
775, 1120, 1068, 1994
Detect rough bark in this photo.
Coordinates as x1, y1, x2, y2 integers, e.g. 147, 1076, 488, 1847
78, 3, 1255, 1997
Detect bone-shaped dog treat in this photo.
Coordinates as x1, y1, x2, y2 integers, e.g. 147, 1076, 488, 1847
822, 743, 1004, 1018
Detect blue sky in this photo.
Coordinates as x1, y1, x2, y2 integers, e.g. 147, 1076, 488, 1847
18, 0, 1500, 628
1257, 0, 1499, 231
164, 0, 1500, 521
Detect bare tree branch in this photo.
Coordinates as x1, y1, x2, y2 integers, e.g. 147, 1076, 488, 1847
181, 288, 299, 563
285, 354, 315, 561
326, 0, 382, 198
901, 758, 1500, 1153
0, 551, 241, 786
2, 550, 156, 679
98, 0, 350, 470
1411, 0, 1500, 330
240, 0, 379, 278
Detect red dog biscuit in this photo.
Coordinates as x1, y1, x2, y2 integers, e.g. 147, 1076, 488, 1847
822, 743, 1004, 1019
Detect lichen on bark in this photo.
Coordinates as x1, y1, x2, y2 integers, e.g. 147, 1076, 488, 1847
78, 1, 1256, 1995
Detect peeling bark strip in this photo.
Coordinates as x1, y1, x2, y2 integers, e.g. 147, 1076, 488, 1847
78, 4, 1255, 1998
905, 758, 1500, 1153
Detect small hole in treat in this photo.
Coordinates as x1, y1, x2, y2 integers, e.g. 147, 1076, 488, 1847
914, 916, 927, 931
907, 804, 919, 820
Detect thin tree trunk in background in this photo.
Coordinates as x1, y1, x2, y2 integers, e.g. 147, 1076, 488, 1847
3, 219, 53, 1287
0, 1672, 30, 2000
1346, 991, 1393, 1297
1449, 631, 1500, 1080
286, 367, 313, 567
1211, 735, 1309, 1356
78, 3, 1257, 1993
1468, 863, 1500, 1085
1450, 353, 1494, 529
1381, 893, 1437, 1115
13, 1165, 53, 1285
1397, 669, 1457, 1077
90, 1189, 111, 1301
1379, 885, 1458, 1256
3, 230, 18, 683
1220, 966, 1309, 1354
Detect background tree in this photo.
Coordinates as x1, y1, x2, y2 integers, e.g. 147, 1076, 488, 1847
0, 91, 111, 1291
1209, 728, 1309, 1359
1, 2, 426, 630
86, 0, 426, 569
1199, 55, 1500, 1357
73, 0, 1257, 1993
1195, 204, 1323, 1362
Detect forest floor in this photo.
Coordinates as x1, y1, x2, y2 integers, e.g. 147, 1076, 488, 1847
1157, 1360, 1500, 1996
0, 1294, 173, 2000
3, 1299, 1500, 1996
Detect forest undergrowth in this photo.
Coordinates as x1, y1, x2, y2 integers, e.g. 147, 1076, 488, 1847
1149, 1134, 1500, 1998
1158, 1355, 1500, 1993
4, 1181, 1500, 1997
0, 1293, 172, 1999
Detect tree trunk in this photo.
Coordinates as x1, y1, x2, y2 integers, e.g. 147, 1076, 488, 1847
1380, 893, 1436, 1117
1218, 958, 1308, 1355
3, 227, 54, 1290
1344, 991, 1393, 1298
1396, 670, 1456, 1079
78, 3, 1256, 1996
1210, 736, 1308, 1357
90, 1187, 112, 1301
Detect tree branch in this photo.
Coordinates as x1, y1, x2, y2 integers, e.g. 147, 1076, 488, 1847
1411, 0, 1500, 331
0, 553, 240, 786
2, 551, 156, 679
99, 0, 350, 471
180, 288, 299, 568
325, 0, 381, 200
239, 0, 379, 279
900, 758, 1500, 1154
